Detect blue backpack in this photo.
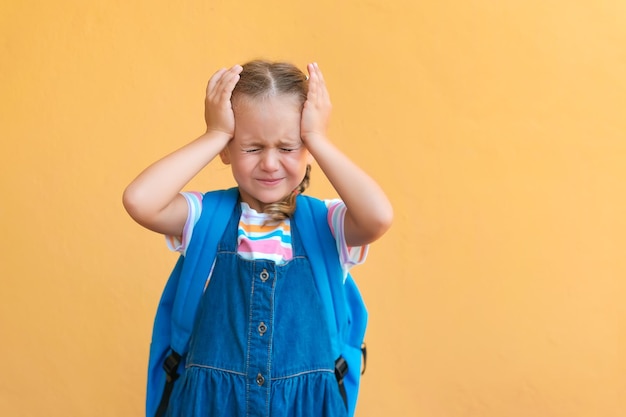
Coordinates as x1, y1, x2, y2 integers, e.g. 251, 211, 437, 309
147, 188, 368, 417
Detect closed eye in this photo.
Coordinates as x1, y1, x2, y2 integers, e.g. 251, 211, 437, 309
279, 142, 303, 152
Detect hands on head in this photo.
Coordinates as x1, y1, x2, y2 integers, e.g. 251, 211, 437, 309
204, 65, 243, 139
301, 63, 332, 144
203, 62, 331, 146
124, 60, 392, 246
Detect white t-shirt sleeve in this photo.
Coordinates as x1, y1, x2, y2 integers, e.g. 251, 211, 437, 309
165, 191, 204, 256
325, 199, 369, 275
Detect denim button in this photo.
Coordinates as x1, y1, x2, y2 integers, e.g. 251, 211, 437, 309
258, 322, 267, 336
256, 373, 265, 386
260, 269, 269, 282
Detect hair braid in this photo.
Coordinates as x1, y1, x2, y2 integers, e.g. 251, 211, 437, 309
263, 164, 311, 222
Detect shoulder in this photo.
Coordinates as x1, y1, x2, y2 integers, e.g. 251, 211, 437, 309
323, 198, 344, 215
197, 187, 239, 213
295, 195, 345, 224
200, 187, 239, 203
296, 195, 344, 211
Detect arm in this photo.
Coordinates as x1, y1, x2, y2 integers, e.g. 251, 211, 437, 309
301, 63, 393, 247
122, 65, 243, 237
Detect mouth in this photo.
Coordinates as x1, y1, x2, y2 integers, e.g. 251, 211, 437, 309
257, 178, 283, 187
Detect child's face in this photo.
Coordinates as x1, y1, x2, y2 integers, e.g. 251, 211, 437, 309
221, 94, 310, 213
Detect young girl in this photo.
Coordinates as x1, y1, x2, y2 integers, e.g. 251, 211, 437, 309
123, 60, 393, 417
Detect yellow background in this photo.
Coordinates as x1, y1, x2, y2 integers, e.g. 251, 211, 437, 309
2, 0, 625, 416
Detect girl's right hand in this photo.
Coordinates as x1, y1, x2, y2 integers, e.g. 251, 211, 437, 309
204, 65, 243, 138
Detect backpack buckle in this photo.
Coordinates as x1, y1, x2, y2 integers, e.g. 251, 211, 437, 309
163, 351, 182, 383
361, 343, 367, 375
334, 356, 348, 380
334, 357, 349, 409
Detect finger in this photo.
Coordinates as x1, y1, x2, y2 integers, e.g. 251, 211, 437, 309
307, 63, 329, 103
215, 65, 243, 90
306, 63, 319, 97
209, 65, 242, 103
313, 63, 331, 101
313, 62, 326, 84
223, 64, 243, 91
207, 68, 228, 97
307, 63, 319, 83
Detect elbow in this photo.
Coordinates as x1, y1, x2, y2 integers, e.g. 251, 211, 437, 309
122, 185, 145, 222
345, 202, 393, 247
354, 204, 393, 245
372, 203, 394, 240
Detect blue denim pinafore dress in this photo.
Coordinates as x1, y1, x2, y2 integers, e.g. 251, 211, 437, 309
166, 204, 348, 417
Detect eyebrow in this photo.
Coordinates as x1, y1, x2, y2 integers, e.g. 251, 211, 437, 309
239, 141, 263, 148
278, 140, 303, 147
239, 139, 302, 148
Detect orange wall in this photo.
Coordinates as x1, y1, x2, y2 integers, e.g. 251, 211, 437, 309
2, 1, 626, 416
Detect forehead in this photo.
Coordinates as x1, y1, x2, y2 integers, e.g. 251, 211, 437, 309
233, 93, 303, 114
233, 94, 303, 142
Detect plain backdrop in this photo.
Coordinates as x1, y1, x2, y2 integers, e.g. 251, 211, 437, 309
2, 0, 626, 416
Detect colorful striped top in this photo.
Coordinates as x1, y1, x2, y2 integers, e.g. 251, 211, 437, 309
166, 191, 368, 278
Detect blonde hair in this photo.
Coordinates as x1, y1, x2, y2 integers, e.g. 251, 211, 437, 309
233, 60, 308, 103
233, 60, 311, 222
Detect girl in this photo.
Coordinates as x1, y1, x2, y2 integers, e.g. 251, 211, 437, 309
123, 60, 393, 417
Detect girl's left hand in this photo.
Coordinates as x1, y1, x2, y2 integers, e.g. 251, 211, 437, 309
301, 62, 332, 143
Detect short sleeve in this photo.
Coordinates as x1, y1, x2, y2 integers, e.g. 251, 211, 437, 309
324, 199, 369, 276
165, 191, 204, 255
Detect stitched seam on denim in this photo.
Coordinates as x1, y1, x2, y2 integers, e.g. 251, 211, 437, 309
266, 269, 276, 414
185, 364, 246, 376
217, 250, 238, 255
245, 264, 255, 417
270, 368, 334, 380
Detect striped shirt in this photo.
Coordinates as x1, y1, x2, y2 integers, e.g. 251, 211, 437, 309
166, 192, 368, 278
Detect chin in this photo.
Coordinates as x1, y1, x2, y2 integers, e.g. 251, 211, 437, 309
258, 190, 290, 204
240, 190, 284, 211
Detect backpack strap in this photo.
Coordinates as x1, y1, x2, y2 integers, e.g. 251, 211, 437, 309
148, 187, 239, 417
293, 195, 345, 352
294, 195, 368, 417
170, 187, 239, 353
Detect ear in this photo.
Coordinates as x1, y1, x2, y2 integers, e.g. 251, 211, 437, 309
219, 148, 231, 165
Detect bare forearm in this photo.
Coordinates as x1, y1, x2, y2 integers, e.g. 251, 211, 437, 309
124, 65, 242, 235
306, 136, 393, 246
300, 63, 392, 245
123, 132, 229, 231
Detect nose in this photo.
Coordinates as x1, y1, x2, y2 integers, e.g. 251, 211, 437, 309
260, 149, 280, 172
